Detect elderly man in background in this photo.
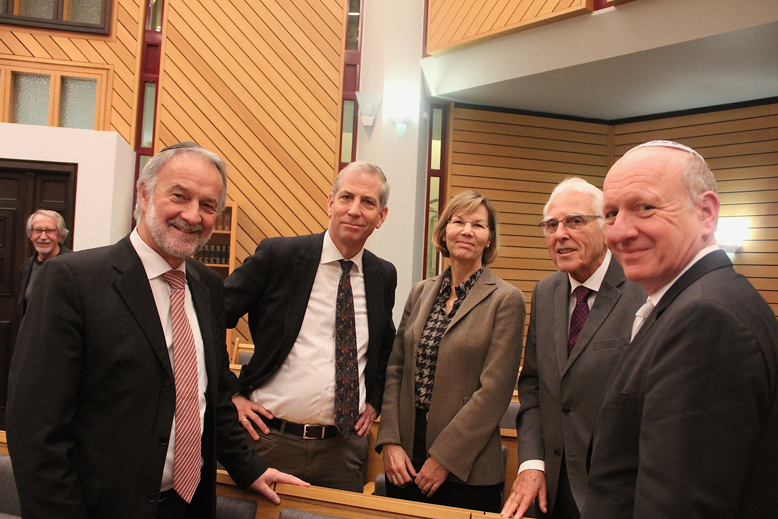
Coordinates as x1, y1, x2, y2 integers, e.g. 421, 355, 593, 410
17, 209, 72, 319
502, 178, 645, 519
582, 141, 778, 519
225, 161, 397, 493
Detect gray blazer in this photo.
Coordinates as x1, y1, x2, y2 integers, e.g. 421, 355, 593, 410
516, 257, 646, 515
376, 266, 526, 486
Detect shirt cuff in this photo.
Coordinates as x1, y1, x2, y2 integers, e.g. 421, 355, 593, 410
518, 459, 545, 474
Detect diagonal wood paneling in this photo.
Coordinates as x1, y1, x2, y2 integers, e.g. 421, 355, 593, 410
427, 0, 593, 54
0, 0, 144, 144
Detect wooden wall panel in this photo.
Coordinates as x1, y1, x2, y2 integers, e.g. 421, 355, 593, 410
157, 0, 346, 342
615, 103, 778, 316
427, 0, 593, 54
449, 106, 610, 321
0, 0, 144, 144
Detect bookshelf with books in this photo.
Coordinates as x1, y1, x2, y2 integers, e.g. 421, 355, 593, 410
193, 200, 238, 280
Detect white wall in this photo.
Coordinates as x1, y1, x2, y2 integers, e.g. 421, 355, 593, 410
357, 0, 428, 325
0, 123, 136, 251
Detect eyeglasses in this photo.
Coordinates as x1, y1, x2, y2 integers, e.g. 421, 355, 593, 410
32, 228, 59, 237
448, 218, 489, 232
539, 214, 601, 235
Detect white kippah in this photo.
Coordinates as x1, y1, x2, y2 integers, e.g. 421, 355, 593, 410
624, 140, 707, 163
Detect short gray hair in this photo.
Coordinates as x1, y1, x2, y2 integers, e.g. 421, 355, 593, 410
26, 210, 69, 241
135, 142, 228, 220
332, 161, 390, 209
625, 140, 717, 208
544, 177, 604, 227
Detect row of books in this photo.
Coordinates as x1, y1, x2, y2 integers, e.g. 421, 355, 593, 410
214, 211, 232, 232
194, 245, 230, 265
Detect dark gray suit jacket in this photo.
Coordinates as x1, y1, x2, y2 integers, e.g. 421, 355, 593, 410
7, 237, 266, 519
224, 231, 397, 413
16, 245, 71, 319
583, 249, 778, 519
516, 257, 646, 515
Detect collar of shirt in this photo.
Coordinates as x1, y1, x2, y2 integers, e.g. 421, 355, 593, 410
569, 248, 612, 295
321, 230, 364, 273
648, 244, 721, 305
129, 228, 187, 280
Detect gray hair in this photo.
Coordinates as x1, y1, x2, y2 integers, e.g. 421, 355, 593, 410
625, 140, 717, 207
544, 177, 604, 227
26, 209, 69, 240
134, 142, 228, 220
332, 161, 390, 209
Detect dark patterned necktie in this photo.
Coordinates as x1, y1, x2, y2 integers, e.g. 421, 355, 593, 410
335, 260, 359, 436
568, 286, 593, 356
161, 270, 201, 503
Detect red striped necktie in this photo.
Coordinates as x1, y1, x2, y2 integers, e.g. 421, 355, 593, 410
162, 270, 201, 503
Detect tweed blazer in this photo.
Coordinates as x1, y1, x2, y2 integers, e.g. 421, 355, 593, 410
376, 266, 525, 485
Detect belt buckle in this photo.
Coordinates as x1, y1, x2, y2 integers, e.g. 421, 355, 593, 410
302, 424, 325, 440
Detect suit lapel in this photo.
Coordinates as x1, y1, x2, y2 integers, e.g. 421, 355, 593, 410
282, 233, 323, 350
564, 260, 624, 373
554, 279, 571, 377
112, 237, 173, 380
632, 249, 731, 346
446, 266, 498, 333
187, 263, 216, 396
363, 251, 383, 344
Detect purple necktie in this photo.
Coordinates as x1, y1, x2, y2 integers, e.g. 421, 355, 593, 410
568, 286, 593, 356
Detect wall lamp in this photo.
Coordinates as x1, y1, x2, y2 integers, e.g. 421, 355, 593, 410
384, 85, 419, 138
715, 218, 750, 258
354, 91, 381, 128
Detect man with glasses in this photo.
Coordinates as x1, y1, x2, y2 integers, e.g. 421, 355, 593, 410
502, 177, 645, 519
17, 210, 72, 319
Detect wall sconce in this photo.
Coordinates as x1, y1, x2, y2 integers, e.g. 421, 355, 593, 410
391, 116, 410, 137
354, 91, 381, 128
715, 218, 750, 258
384, 85, 419, 138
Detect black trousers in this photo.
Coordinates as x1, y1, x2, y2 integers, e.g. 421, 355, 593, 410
386, 408, 503, 513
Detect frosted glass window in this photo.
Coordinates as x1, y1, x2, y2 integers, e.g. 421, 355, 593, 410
346, 0, 360, 51
13, 73, 50, 126
431, 108, 443, 170
340, 100, 355, 163
67, 0, 103, 24
138, 154, 151, 174
60, 77, 97, 129
19, 0, 56, 19
140, 82, 157, 148
147, 0, 162, 31
426, 177, 440, 279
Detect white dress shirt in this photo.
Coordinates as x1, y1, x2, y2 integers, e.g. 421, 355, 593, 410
130, 229, 208, 491
251, 230, 369, 425
519, 250, 613, 475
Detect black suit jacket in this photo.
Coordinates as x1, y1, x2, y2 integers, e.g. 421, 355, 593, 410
6, 237, 266, 519
516, 257, 646, 515
582, 250, 778, 519
16, 245, 72, 319
224, 231, 397, 413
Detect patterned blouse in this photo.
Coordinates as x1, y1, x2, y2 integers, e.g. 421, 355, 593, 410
414, 265, 485, 410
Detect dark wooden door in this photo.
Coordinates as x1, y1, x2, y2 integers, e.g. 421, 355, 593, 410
0, 159, 76, 427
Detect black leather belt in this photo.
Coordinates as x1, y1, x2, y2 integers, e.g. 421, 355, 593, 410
265, 417, 339, 440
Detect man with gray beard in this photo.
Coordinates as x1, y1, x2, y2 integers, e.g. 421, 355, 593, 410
7, 143, 306, 519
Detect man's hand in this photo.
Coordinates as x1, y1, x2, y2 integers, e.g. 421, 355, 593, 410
249, 468, 309, 504
382, 443, 417, 487
232, 394, 273, 440
501, 469, 547, 518
354, 403, 377, 437
414, 456, 449, 497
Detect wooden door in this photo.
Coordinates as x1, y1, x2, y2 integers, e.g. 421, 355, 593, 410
0, 159, 76, 428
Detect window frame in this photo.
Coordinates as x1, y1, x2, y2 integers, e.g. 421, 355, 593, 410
1, 57, 111, 129
0, 0, 113, 35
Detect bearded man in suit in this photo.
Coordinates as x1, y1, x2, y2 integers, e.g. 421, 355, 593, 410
502, 177, 645, 519
582, 141, 778, 519
7, 143, 305, 519
225, 161, 397, 493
